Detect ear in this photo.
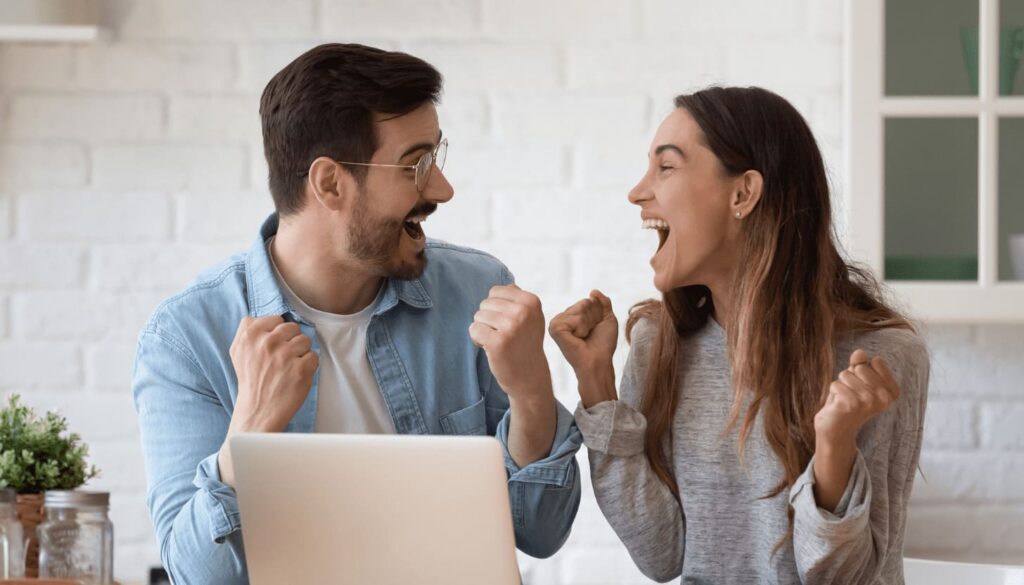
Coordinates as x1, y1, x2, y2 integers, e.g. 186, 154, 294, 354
307, 157, 359, 212
730, 170, 764, 220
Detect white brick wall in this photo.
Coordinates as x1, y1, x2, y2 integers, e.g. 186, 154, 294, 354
1, 1, 1021, 583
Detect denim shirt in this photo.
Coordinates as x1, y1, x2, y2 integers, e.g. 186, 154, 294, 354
132, 214, 583, 585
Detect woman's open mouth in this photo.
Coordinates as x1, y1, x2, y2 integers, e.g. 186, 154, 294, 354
642, 218, 670, 252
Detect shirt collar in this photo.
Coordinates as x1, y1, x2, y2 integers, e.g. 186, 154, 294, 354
244, 213, 433, 319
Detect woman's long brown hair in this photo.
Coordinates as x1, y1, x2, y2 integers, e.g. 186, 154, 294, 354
626, 87, 910, 542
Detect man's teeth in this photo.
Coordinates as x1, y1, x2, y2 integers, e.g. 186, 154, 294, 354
406, 215, 427, 225
642, 219, 669, 231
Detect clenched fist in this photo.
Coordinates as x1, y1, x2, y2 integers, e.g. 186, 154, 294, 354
814, 348, 900, 446
548, 290, 619, 407
229, 315, 319, 433
548, 290, 618, 373
468, 284, 552, 402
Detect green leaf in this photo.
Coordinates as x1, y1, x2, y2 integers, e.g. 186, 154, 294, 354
0, 394, 100, 493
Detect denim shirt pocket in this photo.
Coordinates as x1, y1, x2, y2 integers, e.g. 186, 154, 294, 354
439, 396, 487, 435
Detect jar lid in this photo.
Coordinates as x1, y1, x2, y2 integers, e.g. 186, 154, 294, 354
44, 490, 109, 509
0, 488, 15, 504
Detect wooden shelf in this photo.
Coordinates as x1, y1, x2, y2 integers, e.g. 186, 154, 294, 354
0, 23, 100, 42
0, 0, 99, 43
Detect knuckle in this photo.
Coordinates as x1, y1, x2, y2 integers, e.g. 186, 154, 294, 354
511, 306, 527, 323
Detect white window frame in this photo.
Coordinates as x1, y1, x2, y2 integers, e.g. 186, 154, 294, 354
845, 0, 1024, 323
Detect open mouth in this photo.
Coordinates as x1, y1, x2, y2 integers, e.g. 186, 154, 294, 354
642, 218, 670, 251
403, 215, 426, 240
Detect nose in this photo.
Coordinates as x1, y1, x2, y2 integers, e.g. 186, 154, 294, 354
423, 165, 454, 204
628, 172, 653, 206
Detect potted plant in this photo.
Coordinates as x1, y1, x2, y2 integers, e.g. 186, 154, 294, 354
0, 394, 99, 577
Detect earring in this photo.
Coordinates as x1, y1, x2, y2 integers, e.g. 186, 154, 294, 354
735, 211, 742, 219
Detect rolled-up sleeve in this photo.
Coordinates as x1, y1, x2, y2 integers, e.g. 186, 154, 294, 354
789, 331, 930, 585
573, 332, 685, 584
492, 399, 583, 559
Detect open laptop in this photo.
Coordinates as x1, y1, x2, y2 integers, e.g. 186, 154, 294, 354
231, 433, 521, 585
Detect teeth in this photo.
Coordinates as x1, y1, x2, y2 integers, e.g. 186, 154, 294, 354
405, 215, 427, 225
642, 219, 670, 231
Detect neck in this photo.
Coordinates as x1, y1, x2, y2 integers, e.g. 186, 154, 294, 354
705, 269, 736, 331
271, 213, 384, 315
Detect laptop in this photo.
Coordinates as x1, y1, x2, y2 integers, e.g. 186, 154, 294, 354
231, 433, 522, 585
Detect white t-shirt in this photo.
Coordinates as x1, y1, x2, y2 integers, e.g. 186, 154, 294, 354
269, 244, 395, 434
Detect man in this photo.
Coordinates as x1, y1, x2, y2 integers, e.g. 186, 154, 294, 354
132, 43, 581, 585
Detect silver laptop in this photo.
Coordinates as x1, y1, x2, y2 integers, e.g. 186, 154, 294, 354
231, 433, 521, 585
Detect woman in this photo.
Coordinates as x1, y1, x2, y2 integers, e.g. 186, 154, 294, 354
549, 86, 928, 584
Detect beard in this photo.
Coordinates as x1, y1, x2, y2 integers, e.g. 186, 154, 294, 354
346, 191, 435, 281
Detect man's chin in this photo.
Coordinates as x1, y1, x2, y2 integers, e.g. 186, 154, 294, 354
385, 252, 428, 281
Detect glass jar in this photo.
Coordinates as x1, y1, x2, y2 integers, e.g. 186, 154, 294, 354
37, 490, 114, 585
0, 489, 24, 578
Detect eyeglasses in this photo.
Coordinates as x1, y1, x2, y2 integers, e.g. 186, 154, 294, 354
301, 138, 448, 192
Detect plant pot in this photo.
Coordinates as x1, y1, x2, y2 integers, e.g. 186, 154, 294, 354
14, 494, 43, 579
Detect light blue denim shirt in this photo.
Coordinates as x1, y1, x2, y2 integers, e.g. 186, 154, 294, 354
132, 214, 582, 585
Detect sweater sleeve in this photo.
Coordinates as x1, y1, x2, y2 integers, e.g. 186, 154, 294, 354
575, 320, 685, 583
789, 328, 930, 585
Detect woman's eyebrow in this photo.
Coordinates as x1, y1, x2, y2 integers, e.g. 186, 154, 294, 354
654, 144, 686, 159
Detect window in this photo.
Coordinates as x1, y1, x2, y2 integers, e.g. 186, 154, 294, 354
846, 0, 1024, 321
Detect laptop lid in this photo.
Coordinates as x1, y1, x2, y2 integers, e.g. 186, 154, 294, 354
231, 433, 521, 585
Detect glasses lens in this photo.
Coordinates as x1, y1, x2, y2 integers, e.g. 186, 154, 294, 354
435, 139, 447, 172
415, 153, 431, 191
414, 139, 447, 191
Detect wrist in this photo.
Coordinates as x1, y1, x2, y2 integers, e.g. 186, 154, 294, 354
229, 400, 284, 434
577, 362, 617, 408
501, 352, 554, 402
815, 432, 858, 464
507, 384, 555, 414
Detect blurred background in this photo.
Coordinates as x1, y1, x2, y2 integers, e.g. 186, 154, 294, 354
0, 0, 1022, 583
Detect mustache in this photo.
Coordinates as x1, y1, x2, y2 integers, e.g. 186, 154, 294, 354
405, 202, 437, 220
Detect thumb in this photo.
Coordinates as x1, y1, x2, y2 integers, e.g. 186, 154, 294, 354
590, 289, 614, 316
849, 348, 869, 368
550, 320, 587, 355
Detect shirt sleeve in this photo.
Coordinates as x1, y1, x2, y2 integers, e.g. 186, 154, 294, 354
133, 328, 249, 585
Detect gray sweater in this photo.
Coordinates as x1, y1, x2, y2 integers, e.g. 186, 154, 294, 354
575, 317, 929, 585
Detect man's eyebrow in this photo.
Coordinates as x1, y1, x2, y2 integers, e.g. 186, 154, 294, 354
399, 130, 444, 160
654, 144, 686, 159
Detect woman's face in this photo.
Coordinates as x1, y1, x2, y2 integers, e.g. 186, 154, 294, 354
629, 107, 743, 293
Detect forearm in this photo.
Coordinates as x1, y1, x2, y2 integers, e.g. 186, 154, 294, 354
217, 442, 239, 489
216, 403, 288, 489
507, 389, 557, 468
812, 436, 858, 512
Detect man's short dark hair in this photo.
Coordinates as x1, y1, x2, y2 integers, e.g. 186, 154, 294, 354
259, 43, 443, 216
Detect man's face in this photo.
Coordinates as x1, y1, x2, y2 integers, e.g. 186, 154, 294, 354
346, 103, 453, 280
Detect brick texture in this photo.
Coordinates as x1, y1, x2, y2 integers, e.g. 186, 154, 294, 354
0, 1, 1021, 583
